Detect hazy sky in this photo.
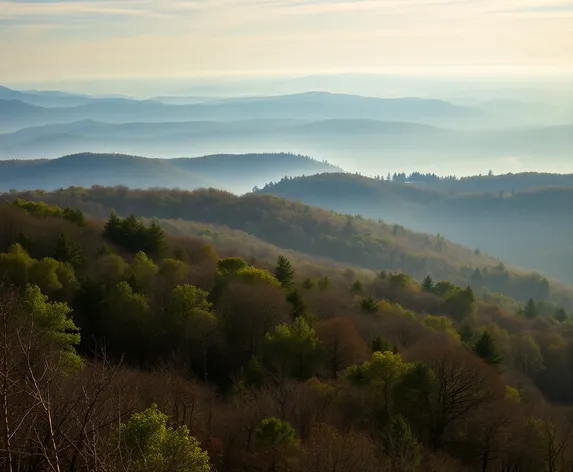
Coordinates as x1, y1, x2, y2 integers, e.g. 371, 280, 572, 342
2, 0, 573, 84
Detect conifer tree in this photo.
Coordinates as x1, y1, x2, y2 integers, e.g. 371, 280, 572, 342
422, 275, 434, 292
274, 255, 295, 288
473, 330, 503, 366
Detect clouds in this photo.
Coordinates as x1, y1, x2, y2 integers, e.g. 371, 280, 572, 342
1, 0, 572, 83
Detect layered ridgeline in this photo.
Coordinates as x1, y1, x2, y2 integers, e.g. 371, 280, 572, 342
1, 88, 572, 168
0, 152, 341, 193
256, 173, 573, 284
2, 185, 567, 309
0, 114, 571, 166
4, 197, 573, 471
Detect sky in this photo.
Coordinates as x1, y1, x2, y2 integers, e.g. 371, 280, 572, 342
1, 0, 573, 85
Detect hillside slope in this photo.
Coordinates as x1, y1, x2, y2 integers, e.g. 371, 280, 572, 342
256, 173, 573, 283
0, 152, 341, 193
2, 185, 566, 307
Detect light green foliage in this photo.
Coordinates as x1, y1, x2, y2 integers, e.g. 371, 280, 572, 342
346, 351, 412, 418
0, 243, 35, 287
389, 273, 414, 291
432, 280, 457, 297
94, 253, 129, 287
505, 385, 521, 403
12, 199, 85, 225
440, 286, 476, 322
129, 251, 159, 291
264, 317, 320, 380
168, 284, 214, 327
111, 281, 149, 312
117, 404, 211, 472
29, 257, 68, 293
12, 199, 64, 218
235, 266, 281, 287
255, 417, 298, 450
347, 350, 410, 388
378, 300, 415, 319
158, 258, 190, 288
18, 284, 82, 372
422, 315, 461, 342
511, 334, 545, 378
0, 244, 77, 296
216, 257, 248, 275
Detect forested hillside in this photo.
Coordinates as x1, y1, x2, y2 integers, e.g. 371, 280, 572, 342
257, 173, 573, 283
2, 185, 568, 310
2, 199, 573, 472
0, 152, 340, 193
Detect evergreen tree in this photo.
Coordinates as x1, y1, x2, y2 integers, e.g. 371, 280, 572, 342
317, 275, 332, 291
146, 220, 167, 257
274, 255, 295, 288
349, 279, 363, 294
286, 288, 309, 320
54, 232, 84, 268
372, 334, 390, 353
473, 330, 503, 366
524, 298, 538, 319
422, 275, 434, 292
360, 295, 379, 314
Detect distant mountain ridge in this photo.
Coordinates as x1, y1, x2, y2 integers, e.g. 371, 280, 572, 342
0, 90, 483, 133
0, 152, 341, 193
1, 115, 571, 164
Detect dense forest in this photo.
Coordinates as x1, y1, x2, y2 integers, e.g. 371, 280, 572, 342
3, 198, 573, 471
2, 185, 568, 310
257, 173, 573, 283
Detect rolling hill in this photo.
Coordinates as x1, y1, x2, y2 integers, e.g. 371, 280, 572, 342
1, 116, 572, 171
0, 152, 341, 193
255, 173, 573, 283
2, 185, 568, 308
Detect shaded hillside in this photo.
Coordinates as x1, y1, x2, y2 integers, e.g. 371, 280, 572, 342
1, 185, 566, 308
257, 173, 573, 283
0, 152, 340, 193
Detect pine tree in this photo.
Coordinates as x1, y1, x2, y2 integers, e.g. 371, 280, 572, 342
524, 298, 538, 319
422, 275, 434, 292
286, 288, 309, 320
54, 232, 84, 268
473, 330, 503, 366
274, 255, 295, 288
372, 334, 390, 353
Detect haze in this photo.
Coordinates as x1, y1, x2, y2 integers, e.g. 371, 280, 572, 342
2, 0, 573, 88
